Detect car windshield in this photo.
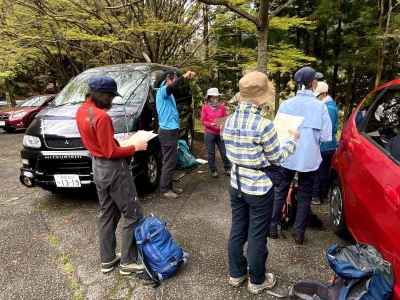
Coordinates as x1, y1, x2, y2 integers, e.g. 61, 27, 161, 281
54, 69, 149, 107
20, 96, 47, 107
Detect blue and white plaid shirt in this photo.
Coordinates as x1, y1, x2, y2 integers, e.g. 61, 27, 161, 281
223, 102, 296, 196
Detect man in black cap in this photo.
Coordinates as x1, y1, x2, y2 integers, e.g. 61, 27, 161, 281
270, 67, 332, 244
76, 76, 148, 275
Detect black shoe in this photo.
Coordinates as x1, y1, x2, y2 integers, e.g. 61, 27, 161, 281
292, 233, 304, 245
269, 227, 278, 239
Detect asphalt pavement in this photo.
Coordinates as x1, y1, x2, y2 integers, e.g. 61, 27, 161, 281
0, 131, 343, 300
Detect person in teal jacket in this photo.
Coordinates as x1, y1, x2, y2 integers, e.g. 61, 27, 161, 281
312, 81, 338, 204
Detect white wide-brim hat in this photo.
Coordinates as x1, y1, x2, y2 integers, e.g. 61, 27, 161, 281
206, 88, 222, 97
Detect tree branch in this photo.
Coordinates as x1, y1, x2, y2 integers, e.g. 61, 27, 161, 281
270, 0, 295, 17
105, 0, 142, 9
197, 0, 258, 25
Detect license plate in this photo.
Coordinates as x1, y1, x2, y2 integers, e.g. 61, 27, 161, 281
0, 121, 5, 126
54, 174, 81, 188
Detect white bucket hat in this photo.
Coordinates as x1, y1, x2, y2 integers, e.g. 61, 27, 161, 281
206, 88, 222, 97
314, 81, 329, 97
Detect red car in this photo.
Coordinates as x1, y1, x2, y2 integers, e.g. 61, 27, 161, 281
331, 79, 400, 299
0, 95, 55, 133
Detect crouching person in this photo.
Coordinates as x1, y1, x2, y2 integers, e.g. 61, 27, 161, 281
223, 71, 298, 294
76, 76, 148, 275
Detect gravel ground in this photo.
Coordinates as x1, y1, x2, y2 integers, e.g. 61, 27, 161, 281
0, 130, 344, 300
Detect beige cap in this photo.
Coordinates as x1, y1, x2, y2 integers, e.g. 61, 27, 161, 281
237, 71, 275, 105
314, 81, 329, 97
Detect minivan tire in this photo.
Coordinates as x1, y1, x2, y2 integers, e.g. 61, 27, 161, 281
138, 149, 161, 193
329, 178, 350, 239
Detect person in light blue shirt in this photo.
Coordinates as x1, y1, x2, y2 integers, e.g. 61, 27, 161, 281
156, 70, 195, 199
270, 66, 332, 244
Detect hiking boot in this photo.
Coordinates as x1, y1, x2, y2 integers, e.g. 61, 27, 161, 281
248, 273, 277, 294
210, 171, 219, 178
292, 232, 305, 245
228, 275, 248, 287
312, 197, 321, 205
163, 190, 179, 199
173, 187, 184, 194
101, 253, 121, 274
119, 262, 145, 275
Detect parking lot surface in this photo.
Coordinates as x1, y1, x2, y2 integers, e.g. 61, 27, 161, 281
0, 131, 343, 299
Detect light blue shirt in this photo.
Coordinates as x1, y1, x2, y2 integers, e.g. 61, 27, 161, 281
278, 90, 332, 172
156, 82, 180, 130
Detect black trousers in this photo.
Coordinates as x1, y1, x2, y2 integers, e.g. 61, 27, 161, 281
159, 128, 179, 193
228, 187, 274, 284
313, 150, 335, 200
204, 132, 231, 172
271, 167, 316, 237
92, 157, 143, 264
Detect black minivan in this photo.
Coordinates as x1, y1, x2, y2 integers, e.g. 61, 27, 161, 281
20, 63, 194, 192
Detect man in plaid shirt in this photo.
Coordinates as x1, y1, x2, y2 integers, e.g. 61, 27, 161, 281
223, 71, 298, 295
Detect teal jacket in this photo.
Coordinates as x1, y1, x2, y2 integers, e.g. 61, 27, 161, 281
321, 96, 338, 152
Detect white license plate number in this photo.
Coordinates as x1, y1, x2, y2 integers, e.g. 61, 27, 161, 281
0, 121, 5, 126
54, 174, 81, 188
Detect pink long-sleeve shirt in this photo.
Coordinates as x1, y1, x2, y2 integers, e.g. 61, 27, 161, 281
201, 103, 227, 135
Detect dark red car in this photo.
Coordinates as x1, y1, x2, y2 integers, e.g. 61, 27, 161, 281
0, 95, 55, 133
330, 79, 400, 299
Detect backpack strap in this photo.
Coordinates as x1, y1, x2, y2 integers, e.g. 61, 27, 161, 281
234, 164, 243, 198
136, 242, 161, 287
338, 278, 363, 300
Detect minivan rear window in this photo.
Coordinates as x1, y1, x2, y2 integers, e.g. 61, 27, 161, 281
54, 69, 149, 107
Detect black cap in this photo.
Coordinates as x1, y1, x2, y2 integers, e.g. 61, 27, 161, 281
88, 76, 121, 97
294, 67, 317, 86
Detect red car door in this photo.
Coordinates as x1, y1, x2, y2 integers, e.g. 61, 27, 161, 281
343, 86, 400, 297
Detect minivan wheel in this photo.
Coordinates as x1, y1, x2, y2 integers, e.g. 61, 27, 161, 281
329, 179, 349, 238
139, 151, 161, 192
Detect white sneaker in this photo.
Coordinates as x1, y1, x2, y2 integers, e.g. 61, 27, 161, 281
228, 275, 248, 287
119, 262, 145, 275
101, 253, 121, 274
163, 190, 179, 199
248, 273, 277, 294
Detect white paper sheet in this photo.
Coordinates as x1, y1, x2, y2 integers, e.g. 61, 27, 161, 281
273, 113, 304, 143
119, 130, 158, 147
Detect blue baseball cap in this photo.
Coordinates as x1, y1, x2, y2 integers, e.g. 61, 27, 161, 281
88, 76, 121, 97
294, 66, 317, 86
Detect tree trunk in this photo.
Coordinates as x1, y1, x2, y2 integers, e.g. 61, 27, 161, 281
256, 0, 270, 73
275, 71, 281, 115
256, 27, 269, 72
203, 4, 209, 62
375, 0, 385, 87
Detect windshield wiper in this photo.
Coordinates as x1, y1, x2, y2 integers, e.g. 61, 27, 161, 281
55, 101, 84, 107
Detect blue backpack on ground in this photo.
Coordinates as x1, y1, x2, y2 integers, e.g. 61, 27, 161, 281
135, 215, 188, 282
291, 244, 394, 300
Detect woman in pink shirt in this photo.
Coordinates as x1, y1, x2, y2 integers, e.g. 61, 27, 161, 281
201, 88, 231, 178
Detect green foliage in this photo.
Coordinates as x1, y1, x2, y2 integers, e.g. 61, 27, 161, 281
269, 43, 316, 73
